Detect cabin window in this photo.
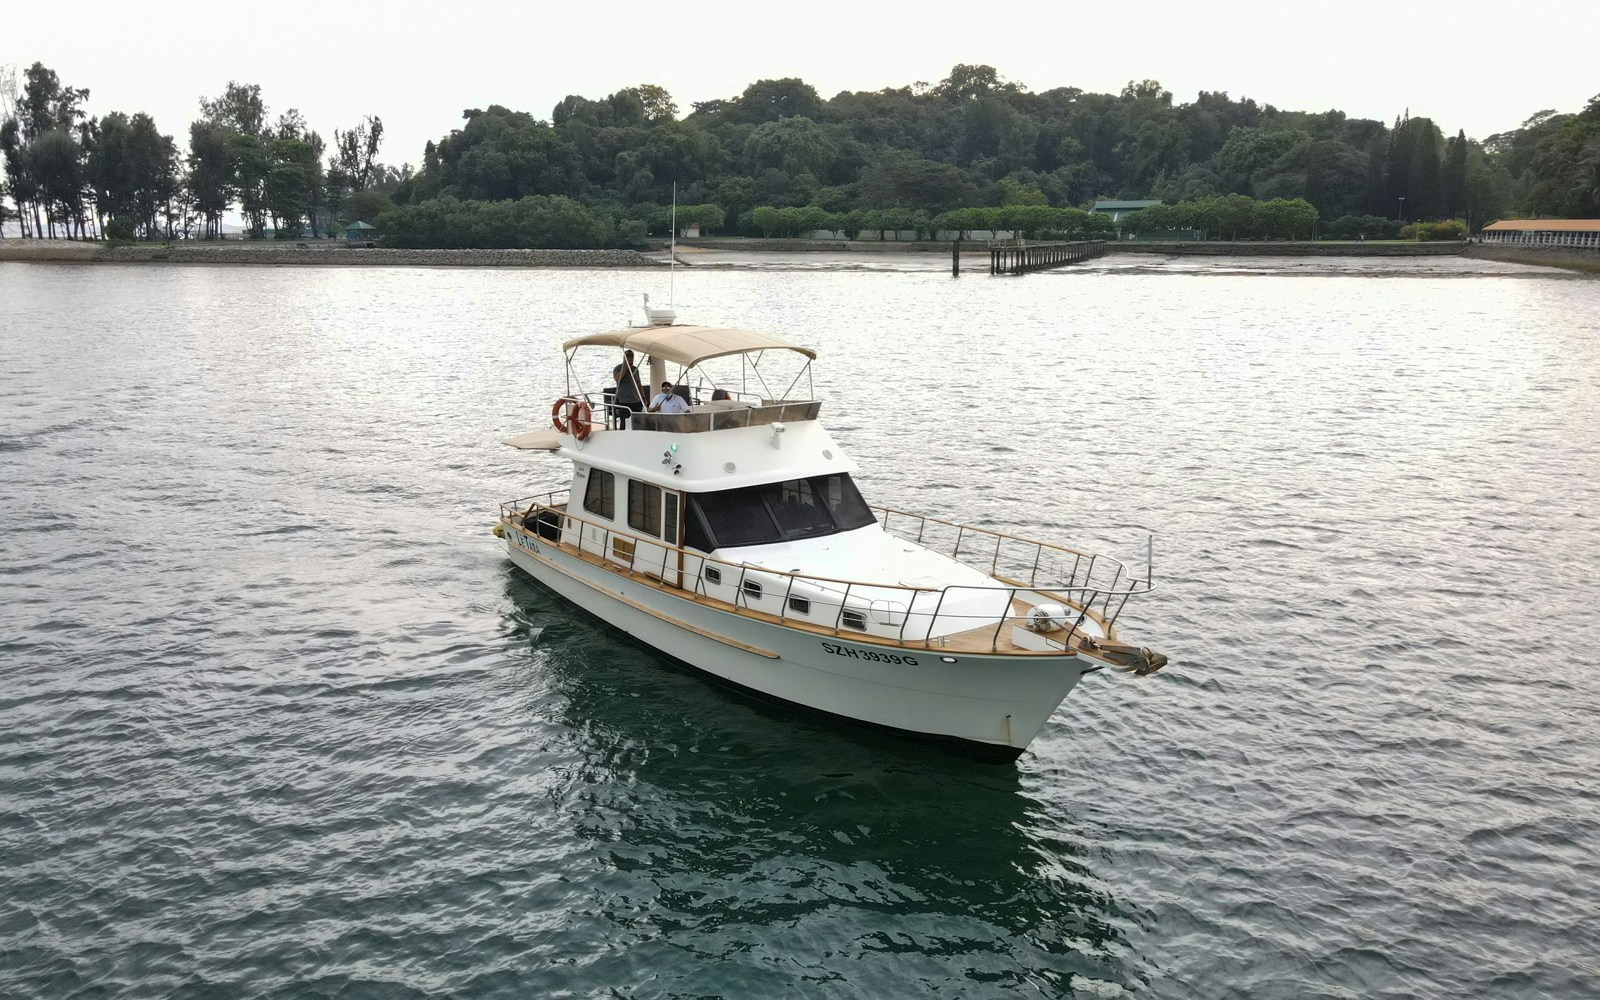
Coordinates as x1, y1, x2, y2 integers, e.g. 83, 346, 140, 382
704, 566, 722, 585
685, 474, 877, 549
583, 469, 615, 519
663, 492, 679, 545
770, 479, 834, 538
814, 474, 876, 530
742, 579, 763, 601
841, 609, 867, 631
692, 485, 780, 548
628, 480, 662, 538
788, 596, 811, 615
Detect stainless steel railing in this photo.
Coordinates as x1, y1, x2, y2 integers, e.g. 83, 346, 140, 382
498, 491, 1155, 650
872, 506, 1154, 630
552, 391, 820, 435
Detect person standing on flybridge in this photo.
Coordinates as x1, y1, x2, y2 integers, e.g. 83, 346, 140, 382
613, 350, 644, 428
648, 381, 689, 414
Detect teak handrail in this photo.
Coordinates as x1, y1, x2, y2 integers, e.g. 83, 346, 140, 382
500, 490, 1153, 648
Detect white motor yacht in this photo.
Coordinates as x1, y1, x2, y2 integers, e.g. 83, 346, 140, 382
497, 320, 1166, 760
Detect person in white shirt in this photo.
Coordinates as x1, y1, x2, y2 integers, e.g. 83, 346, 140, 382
647, 381, 689, 415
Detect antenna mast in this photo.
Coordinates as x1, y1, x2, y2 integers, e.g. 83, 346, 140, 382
669, 181, 676, 308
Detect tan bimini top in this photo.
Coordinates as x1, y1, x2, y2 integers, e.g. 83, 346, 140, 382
562, 325, 817, 368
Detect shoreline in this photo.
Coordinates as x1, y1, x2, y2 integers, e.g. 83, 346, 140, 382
4, 237, 1595, 276
671, 236, 1470, 257
0, 240, 666, 269
1459, 243, 1600, 275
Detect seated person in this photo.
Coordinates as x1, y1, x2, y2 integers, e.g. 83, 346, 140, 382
647, 381, 690, 415
711, 388, 731, 401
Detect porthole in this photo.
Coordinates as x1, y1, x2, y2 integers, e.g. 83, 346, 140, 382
788, 596, 811, 615
841, 610, 867, 631
704, 566, 722, 585
742, 579, 763, 600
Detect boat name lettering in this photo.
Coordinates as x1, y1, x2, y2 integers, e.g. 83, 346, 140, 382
822, 642, 917, 666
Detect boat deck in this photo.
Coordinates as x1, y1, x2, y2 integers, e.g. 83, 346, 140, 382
510, 525, 1086, 657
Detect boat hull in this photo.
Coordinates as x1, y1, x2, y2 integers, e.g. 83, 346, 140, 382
503, 530, 1092, 759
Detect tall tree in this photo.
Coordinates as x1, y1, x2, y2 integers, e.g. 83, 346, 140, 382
1442, 129, 1468, 218
334, 114, 384, 190
14, 62, 91, 237
186, 122, 232, 238
1386, 113, 1414, 219
199, 82, 266, 137
0, 117, 36, 237
1405, 117, 1444, 219
1363, 132, 1389, 216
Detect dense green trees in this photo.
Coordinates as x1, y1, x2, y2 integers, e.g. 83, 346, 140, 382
380, 195, 616, 249
1525, 96, 1600, 218
86, 112, 179, 239
1115, 197, 1318, 240
0, 61, 390, 240
2, 62, 93, 237
378, 67, 1593, 247
3, 59, 1597, 247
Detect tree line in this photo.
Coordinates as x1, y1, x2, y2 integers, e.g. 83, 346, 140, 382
0, 62, 399, 240
373, 67, 1599, 249
5, 60, 1598, 246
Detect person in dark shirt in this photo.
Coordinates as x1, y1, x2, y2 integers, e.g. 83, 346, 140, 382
613, 349, 644, 428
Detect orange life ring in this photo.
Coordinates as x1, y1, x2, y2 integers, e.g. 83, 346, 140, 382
551, 397, 571, 433
570, 401, 593, 440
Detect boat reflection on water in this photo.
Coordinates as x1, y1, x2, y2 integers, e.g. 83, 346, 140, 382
501, 570, 1152, 995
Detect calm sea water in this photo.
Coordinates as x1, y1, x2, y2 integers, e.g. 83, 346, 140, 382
2, 254, 1597, 999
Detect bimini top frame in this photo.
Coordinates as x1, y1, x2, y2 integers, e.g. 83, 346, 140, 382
562, 326, 816, 368
562, 325, 817, 407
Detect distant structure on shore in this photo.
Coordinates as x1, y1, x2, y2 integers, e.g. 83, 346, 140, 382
344, 221, 379, 243
1090, 200, 1160, 223
1093, 199, 1201, 242
1479, 220, 1600, 249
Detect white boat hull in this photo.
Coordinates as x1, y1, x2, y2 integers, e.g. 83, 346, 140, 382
504, 531, 1092, 759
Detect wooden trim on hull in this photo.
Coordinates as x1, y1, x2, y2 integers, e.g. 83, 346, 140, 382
508, 531, 780, 659
507, 558, 1029, 763
503, 515, 1110, 660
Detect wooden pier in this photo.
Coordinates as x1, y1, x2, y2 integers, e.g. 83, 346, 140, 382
989, 240, 1106, 275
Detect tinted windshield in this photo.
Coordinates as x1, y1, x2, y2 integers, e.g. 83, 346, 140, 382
686, 474, 875, 550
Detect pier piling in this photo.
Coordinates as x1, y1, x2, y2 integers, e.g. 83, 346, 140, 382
988, 240, 1106, 276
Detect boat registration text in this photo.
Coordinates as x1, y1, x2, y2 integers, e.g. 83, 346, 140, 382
821, 641, 918, 665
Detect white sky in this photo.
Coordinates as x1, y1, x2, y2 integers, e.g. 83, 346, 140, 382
6, 0, 1597, 169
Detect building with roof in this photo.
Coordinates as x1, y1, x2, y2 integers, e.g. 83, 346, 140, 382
344, 220, 378, 243
1480, 219, 1600, 248
1090, 199, 1161, 223
1092, 199, 1200, 241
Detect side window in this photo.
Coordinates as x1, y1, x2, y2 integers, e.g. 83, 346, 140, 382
628, 480, 662, 538
584, 468, 615, 520
663, 492, 679, 545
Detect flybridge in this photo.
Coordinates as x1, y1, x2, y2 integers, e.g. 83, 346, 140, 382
553, 324, 819, 440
